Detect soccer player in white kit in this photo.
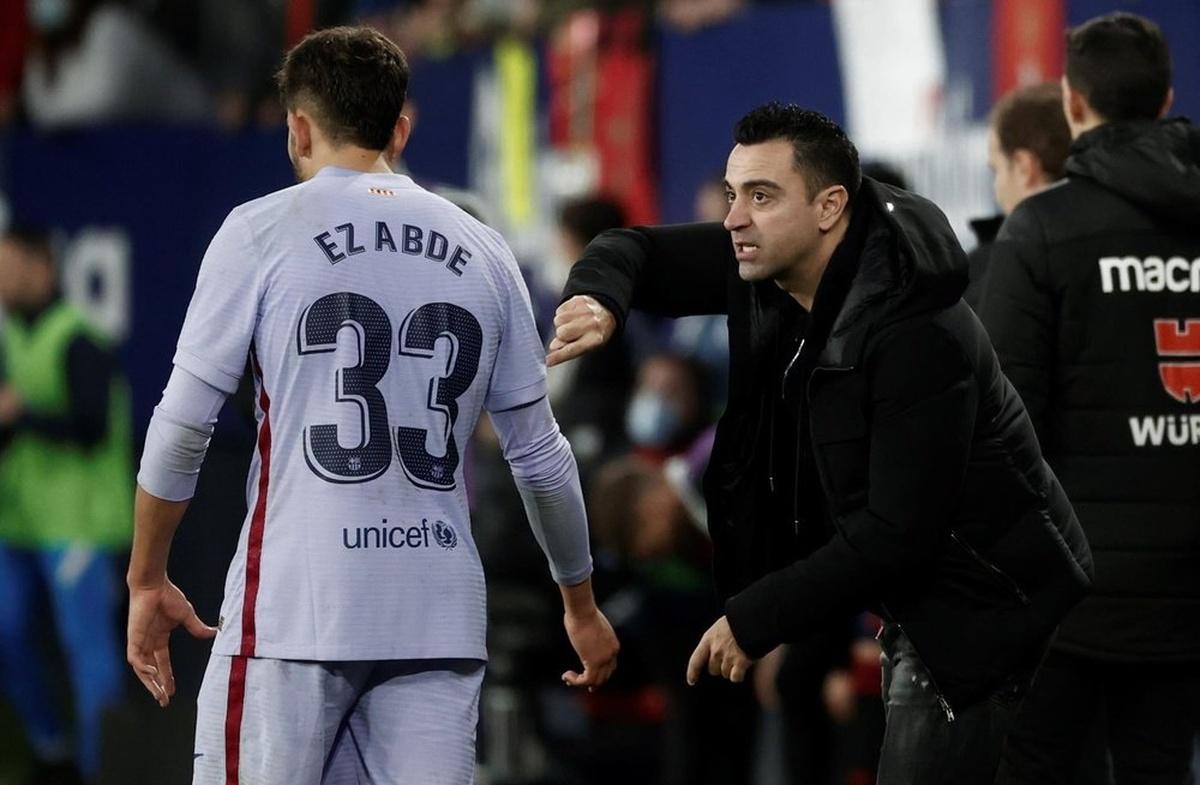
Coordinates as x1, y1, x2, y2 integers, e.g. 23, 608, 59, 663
125, 27, 619, 785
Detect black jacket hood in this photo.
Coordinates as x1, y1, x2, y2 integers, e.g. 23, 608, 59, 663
822, 178, 969, 365
1065, 118, 1200, 226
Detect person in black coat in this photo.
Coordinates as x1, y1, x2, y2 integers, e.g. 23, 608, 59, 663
966, 81, 1071, 311
549, 102, 1092, 785
980, 13, 1200, 785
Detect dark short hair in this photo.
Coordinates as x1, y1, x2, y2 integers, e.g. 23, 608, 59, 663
733, 102, 861, 200
276, 26, 409, 151
1065, 12, 1171, 123
990, 82, 1071, 180
559, 196, 626, 246
1, 225, 54, 264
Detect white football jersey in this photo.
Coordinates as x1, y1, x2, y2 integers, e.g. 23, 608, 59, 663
173, 167, 547, 661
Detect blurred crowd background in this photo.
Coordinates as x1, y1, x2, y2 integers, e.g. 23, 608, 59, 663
0, 1, 1198, 783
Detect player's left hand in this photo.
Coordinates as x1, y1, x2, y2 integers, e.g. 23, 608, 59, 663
0, 386, 24, 426
687, 615, 753, 685
127, 579, 217, 708
562, 608, 619, 691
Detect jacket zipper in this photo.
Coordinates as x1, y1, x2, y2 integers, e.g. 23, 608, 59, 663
777, 338, 806, 528
949, 530, 1030, 606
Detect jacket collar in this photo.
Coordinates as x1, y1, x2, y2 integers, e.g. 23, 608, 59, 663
817, 178, 969, 369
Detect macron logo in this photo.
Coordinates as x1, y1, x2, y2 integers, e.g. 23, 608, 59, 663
1099, 256, 1200, 294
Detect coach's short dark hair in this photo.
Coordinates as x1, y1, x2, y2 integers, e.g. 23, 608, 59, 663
991, 82, 1071, 180
1066, 12, 1171, 123
276, 26, 409, 151
1, 225, 54, 265
734, 102, 861, 200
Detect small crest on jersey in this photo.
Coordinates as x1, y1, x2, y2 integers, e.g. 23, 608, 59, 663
432, 520, 458, 550
348, 455, 363, 472
368, 187, 397, 197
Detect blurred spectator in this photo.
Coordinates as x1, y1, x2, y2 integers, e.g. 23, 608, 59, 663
625, 351, 710, 461
551, 195, 637, 476
980, 14, 1200, 784
21, 0, 209, 128
0, 225, 132, 784
137, 0, 356, 129
0, 0, 29, 124
667, 175, 731, 401
692, 174, 727, 224
966, 81, 1069, 310
587, 444, 756, 785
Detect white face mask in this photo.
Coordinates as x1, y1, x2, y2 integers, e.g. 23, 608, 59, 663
626, 392, 682, 449
28, 0, 72, 33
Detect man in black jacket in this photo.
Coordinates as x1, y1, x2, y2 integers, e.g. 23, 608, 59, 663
979, 13, 1200, 785
550, 102, 1092, 784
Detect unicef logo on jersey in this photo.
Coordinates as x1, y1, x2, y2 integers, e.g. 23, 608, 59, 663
432, 520, 458, 550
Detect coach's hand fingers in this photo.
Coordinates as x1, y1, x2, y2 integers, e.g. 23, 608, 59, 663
547, 297, 614, 367
547, 334, 599, 367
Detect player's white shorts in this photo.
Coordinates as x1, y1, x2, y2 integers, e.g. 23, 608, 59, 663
192, 654, 484, 785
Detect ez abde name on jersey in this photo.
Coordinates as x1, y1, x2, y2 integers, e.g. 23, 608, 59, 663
313, 221, 472, 276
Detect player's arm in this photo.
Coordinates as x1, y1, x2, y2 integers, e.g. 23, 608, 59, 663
486, 237, 618, 686
489, 398, 618, 688
127, 208, 259, 707
127, 367, 227, 707
550, 222, 732, 366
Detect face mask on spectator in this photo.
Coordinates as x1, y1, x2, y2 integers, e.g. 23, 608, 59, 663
626, 392, 682, 448
29, 0, 71, 33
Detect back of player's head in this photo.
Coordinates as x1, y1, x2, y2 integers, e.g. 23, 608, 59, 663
276, 26, 409, 151
734, 102, 861, 200
1065, 12, 1171, 123
990, 82, 1072, 180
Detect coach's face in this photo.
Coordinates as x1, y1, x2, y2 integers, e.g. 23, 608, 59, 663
723, 139, 823, 285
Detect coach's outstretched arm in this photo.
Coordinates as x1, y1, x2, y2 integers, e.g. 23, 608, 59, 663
126, 368, 226, 707
549, 222, 732, 366
490, 398, 619, 689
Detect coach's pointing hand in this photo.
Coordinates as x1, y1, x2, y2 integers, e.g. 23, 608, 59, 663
687, 615, 753, 686
127, 579, 217, 708
547, 295, 616, 367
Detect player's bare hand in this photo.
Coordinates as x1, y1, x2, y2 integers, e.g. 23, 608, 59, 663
561, 608, 619, 691
687, 615, 753, 685
127, 579, 217, 708
547, 296, 616, 367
